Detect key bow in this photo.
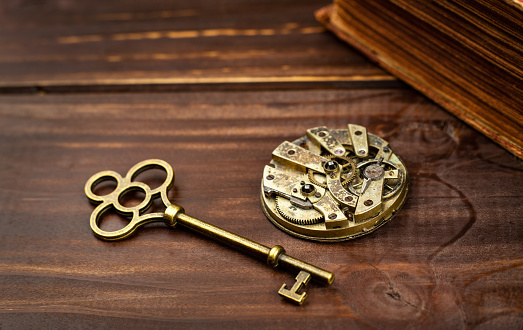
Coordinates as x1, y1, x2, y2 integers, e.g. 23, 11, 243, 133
84, 159, 174, 240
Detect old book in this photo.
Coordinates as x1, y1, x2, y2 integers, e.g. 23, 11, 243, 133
316, 1, 523, 159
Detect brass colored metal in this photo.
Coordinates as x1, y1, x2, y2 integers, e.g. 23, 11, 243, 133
84, 159, 174, 241
272, 141, 328, 173
261, 124, 409, 241
85, 159, 334, 304
326, 168, 358, 209
354, 175, 385, 222
279, 271, 311, 305
313, 192, 348, 229
275, 196, 323, 224
307, 126, 346, 156
349, 124, 369, 158
267, 245, 286, 267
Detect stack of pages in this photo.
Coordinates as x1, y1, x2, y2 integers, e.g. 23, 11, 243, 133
316, 0, 523, 159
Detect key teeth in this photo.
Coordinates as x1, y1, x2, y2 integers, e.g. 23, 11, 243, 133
278, 271, 311, 305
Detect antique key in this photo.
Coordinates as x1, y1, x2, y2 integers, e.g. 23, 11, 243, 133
85, 159, 334, 305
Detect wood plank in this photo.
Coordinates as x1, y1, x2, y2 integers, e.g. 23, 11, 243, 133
0, 89, 521, 328
0, 0, 396, 91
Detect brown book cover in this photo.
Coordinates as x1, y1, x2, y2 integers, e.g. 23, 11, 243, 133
316, 1, 523, 159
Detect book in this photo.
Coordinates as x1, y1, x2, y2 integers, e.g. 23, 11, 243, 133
316, 0, 523, 159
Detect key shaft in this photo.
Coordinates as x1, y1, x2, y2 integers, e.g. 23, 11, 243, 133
164, 205, 334, 286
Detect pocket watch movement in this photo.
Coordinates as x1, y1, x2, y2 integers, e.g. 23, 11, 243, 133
261, 124, 408, 241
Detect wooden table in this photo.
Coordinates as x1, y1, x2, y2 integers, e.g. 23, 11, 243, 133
1, 0, 522, 328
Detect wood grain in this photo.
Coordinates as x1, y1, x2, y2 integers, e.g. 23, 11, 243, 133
0, 0, 397, 91
0, 89, 522, 328
0, 0, 521, 327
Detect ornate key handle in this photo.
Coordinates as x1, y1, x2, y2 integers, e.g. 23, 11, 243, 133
84, 159, 174, 241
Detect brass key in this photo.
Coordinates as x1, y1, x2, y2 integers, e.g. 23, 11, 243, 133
85, 159, 334, 305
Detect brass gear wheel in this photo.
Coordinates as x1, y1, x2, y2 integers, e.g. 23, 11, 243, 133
337, 156, 357, 186
275, 196, 324, 225
307, 155, 357, 188
307, 169, 327, 189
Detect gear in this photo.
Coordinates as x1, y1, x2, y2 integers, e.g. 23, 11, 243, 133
275, 196, 323, 225
336, 156, 357, 186
307, 155, 357, 189
308, 169, 328, 188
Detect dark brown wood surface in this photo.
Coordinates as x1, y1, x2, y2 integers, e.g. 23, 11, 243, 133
0, 0, 522, 329
0, 0, 397, 92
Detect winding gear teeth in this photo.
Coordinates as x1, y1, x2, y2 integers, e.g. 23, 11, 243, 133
307, 169, 328, 189
275, 196, 324, 225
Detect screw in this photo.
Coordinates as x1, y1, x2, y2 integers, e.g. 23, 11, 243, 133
292, 188, 298, 193
355, 131, 362, 136
300, 181, 305, 185
358, 150, 366, 155
266, 175, 274, 180
364, 200, 373, 206
383, 146, 390, 152
389, 171, 394, 175
344, 196, 353, 202
328, 213, 337, 220
318, 132, 326, 137
288, 150, 295, 155
335, 149, 344, 155
314, 192, 321, 198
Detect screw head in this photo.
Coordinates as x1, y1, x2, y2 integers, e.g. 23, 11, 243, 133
358, 150, 366, 155
344, 196, 353, 202
300, 181, 305, 185
335, 149, 344, 155
318, 131, 326, 137
328, 213, 337, 220
355, 130, 362, 136
288, 150, 296, 155
314, 192, 321, 198
383, 146, 390, 152
266, 175, 274, 180
292, 188, 298, 193
364, 199, 373, 206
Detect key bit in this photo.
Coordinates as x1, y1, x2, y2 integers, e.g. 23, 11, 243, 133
85, 159, 335, 304
279, 271, 311, 305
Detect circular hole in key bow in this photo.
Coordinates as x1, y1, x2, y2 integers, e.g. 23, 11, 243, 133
91, 176, 118, 196
133, 168, 168, 191
118, 187, 147, 208
98, 206, 134, 232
